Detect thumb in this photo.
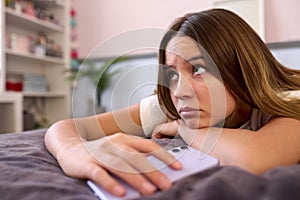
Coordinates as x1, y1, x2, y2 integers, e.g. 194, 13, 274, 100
152, 121, 180, 138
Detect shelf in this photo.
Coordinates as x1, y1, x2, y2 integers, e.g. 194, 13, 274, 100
0, 92, 23, 103
5, 7, 64, 33
1, 0, 70, 132
2, 91, 66, 98
33, 0, 65, 9
23, 91, 66, 98
6, 48, 65, 65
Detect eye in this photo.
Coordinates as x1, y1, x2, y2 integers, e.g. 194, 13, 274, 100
165, 68, 179, 81
193, 65, 206, 76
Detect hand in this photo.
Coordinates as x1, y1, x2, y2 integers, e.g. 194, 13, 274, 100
57, 133, 182, 197
177, 120, 219, 157
152, 120, 180, 139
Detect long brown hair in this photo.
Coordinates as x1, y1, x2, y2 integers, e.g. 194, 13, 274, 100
157, 9, 300, 121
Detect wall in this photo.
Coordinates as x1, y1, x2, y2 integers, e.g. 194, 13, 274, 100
73, 0, 300, 57
268, 41, 300, 70
72, 56, 158, 116
265, 0, 300, 43
71, 0, 300, 116
72, 0, 210, 58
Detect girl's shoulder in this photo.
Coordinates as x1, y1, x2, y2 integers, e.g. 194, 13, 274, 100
240, 109, 272, 131
140, 95, 167, 137
240, 90, 300, 131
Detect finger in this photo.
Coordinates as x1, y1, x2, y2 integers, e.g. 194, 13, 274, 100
112, 146, 174, 191
152, 132, 176, 139
128, 138, 182, 170
151, 132, 164, 139
152, 121, 179, 137
99, 153, 157, 196
86, 162, 126, 197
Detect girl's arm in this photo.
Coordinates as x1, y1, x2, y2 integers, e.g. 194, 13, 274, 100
179, 117, 300, 174
45, 103, 143, 160
45, 103, 182, 197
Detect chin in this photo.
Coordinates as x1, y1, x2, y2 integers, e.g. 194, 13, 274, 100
182, 118, 202, 129
182, 117, 215, 129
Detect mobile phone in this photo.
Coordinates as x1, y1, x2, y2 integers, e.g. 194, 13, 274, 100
87, 145, 219, 200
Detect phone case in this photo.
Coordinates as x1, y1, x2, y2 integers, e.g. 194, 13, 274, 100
87, 145, 219, 200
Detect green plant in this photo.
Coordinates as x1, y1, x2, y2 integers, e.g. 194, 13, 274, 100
66, 56, 127, 107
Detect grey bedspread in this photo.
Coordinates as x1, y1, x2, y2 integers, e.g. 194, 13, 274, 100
0, 129, 300, 200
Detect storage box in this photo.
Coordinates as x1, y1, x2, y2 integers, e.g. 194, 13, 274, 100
6, 81, 23, 91
23, 74, 47, 92
8, 33, 30, 54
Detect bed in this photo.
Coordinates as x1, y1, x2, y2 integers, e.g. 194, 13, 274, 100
1, 129, 300, 200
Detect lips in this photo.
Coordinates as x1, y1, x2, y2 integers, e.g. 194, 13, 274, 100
179, 106, 199, 113
179, 106, 200, 117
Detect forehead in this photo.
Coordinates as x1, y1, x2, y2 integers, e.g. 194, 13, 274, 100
165, 36, 201, 60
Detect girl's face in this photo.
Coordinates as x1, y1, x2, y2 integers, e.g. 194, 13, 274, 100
165, 36, 236, 129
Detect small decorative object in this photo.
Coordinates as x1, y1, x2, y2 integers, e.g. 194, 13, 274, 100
49, 14, 59, 25
71, 59, 80, 69
14, 0, 22, 14
5, 0, 14, 8
35, 7, 48, 20
46, 39, 61, 57
6, 81, 23, 92
25, 98, 49, 129
33, 32, 47, 56
70, 29, 77, 41
69, 7, 80, 68
70, 49, 79, 68
54, 44, 63, 58
8, 32, 30, 53
65, 57, 127, 113
70, 8, 76, 17
70, 49, 78, 59
34, 45, 46, 57
23, 0, 36, 17
37, 32, 47, 46
70, 18, 77, 28
6, 74, 23, 92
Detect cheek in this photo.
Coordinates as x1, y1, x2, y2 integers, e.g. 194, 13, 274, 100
193, 80, 212, 107
199, 76, 235, 117
170, 92, 179, 110
225, 91, 236, 116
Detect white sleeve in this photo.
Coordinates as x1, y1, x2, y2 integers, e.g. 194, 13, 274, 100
279, 90, 300, 100
140, 95, 167, 137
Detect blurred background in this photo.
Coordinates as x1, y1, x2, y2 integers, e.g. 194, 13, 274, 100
0, 0, 299, 133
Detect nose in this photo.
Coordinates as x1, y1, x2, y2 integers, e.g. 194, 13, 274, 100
173, 76, 194, 100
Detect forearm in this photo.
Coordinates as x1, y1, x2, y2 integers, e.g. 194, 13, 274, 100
180, 122, 300, 174
45, 103, 144, 159
180, 127, 265, 173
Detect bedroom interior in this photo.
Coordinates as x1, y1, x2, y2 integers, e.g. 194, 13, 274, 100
0, 0, 300, 199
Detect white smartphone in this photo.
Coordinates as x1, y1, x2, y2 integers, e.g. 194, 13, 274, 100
87, 145, 219, 200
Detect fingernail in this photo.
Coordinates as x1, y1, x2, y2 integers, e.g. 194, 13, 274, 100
142, 182, 156, 193
113, 185, 125, 196
174, 161, 182, 169
159, 175, 171, 190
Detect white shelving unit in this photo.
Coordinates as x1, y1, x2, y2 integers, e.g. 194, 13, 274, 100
0, 92, 22, 133
0, 0, 71, 133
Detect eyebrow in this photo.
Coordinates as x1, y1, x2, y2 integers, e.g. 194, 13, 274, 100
187, 56, 204, 62
164, 56, 205, 69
